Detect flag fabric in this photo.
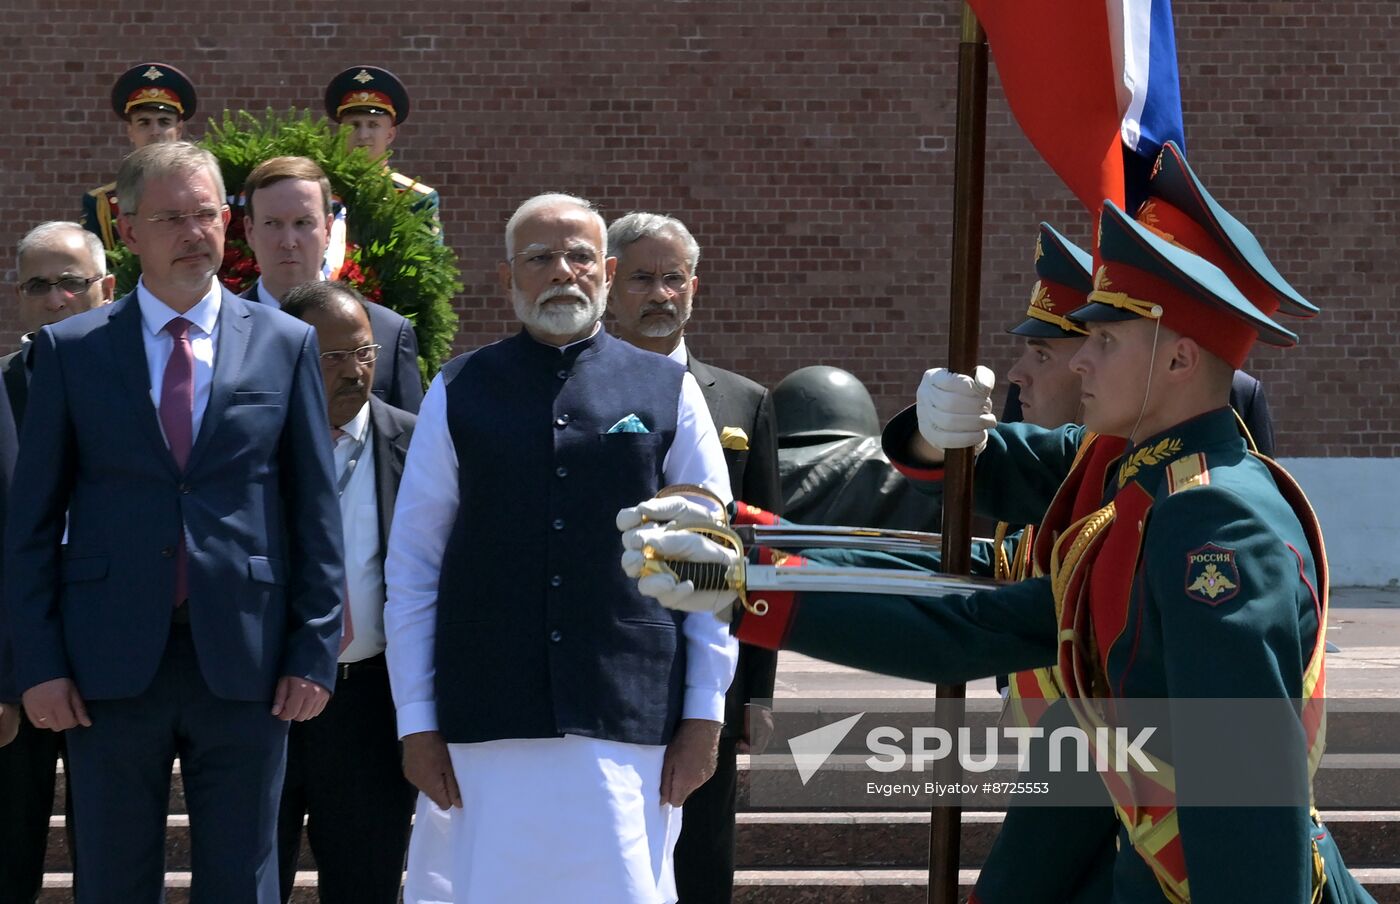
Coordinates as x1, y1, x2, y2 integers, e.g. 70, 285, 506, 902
967, 0, 1186, 217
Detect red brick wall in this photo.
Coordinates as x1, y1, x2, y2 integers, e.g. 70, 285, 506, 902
1, 1, 1393, 457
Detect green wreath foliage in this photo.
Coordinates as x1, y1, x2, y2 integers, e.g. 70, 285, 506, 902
108, 108, 460, 381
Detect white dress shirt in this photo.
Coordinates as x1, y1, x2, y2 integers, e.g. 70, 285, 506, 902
254, 277, 282, 309
136, 278, 221, 441
384, 334, 738, 739
666, 338, 688, 366
334, 402, 386, 663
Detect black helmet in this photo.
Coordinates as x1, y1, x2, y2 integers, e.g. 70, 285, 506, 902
773, 366, 880, 443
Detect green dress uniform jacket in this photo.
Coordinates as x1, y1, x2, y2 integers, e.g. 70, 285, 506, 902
389, 170, 440, 236
735, 407, 1371, 904
79, 181, 122, 251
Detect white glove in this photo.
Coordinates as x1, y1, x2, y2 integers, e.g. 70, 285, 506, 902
915, 366, 996, 455
621, 524, 739, 616
616, 495, 723, 533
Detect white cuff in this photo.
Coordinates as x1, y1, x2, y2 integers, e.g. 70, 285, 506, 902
682, 686, 727, 723
396, 701, 440, 739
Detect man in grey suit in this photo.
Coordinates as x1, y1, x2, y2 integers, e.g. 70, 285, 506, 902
4, 142, 344, 903
607, 212, 782, 904
277, 281, 416, 904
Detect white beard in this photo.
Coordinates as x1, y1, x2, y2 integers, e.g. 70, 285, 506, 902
513, 284, 606, 338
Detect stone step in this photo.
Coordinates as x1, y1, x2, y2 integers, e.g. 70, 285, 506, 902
725, 868, 1400, 904
766, 701, 1400, 756
53, 740, 1400, 817
38, 872, 321, 903
732, 810, 1400, 869
42, 808, 1400, 875
738, 754, 1400, 811
43, 868, 1396, 904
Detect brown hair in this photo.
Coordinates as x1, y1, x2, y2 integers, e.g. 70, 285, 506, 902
116, 142, 225, 216
243, 156, 333, 222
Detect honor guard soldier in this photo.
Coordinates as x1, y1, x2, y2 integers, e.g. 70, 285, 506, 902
324, 66, 440, 230
622, 198, 1379, 903
80, 63, 197, 251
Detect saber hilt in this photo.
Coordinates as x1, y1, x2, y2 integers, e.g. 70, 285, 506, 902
669, 560, 740, 594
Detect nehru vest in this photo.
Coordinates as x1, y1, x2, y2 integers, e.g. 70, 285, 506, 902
435, 327, 687, 746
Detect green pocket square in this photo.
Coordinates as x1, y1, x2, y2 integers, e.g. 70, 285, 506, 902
607, 414, 649, 433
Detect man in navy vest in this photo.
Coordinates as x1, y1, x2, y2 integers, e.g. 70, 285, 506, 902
384, 193, 736, 903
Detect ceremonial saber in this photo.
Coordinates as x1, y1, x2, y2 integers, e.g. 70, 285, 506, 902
666, 560, 1001, 600
932, 7, 989, 903
735, 523, 998, 555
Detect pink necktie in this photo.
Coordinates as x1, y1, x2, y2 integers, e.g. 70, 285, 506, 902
332, 426, 355, 654
160, 318, 194, 608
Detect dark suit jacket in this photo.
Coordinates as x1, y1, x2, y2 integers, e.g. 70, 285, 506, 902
0, 348, 25, 431
240, 285, 424, 414
1229, 370, 1275, 458
3, 290, 345, 702
366, 396, 416, 565
0, 380, 19, 703
689, 354, 783, 737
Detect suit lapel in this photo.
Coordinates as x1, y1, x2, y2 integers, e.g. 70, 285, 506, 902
687, 355, 719, 390
367, 398, 408, 561
186, 291, 251, 473
107, 294, 180, 476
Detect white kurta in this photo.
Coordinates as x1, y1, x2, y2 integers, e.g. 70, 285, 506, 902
384, 330, 737, 903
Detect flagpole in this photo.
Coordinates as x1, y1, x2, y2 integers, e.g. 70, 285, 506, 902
929, 5, 987, 903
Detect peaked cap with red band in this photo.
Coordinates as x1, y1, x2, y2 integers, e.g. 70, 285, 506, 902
1138, 141, 1317, 319
1009, 221, 1092, 339
1071, 201, 1297, 370
110, 63, 197, 121
324, 66, 410, 125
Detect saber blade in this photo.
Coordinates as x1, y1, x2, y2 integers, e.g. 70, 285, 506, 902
744, 564, 999, 598
737, 523, 996, 554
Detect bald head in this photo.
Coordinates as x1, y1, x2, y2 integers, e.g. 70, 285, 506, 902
282, 281, 376, 428
15, 222, 115, 333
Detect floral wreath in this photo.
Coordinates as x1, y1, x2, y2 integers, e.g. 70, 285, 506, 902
107, 109, 460, 381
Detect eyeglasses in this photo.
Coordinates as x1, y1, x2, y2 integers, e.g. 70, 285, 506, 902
19, 274, 104, 297
621, 273, 690, 295
129, 206, 229, 230
513, 248, 599, 275
319, 344, 381, 367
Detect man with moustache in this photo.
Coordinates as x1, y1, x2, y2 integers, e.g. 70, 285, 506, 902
241, 156, 423, 413
82, 63, 198, 251
383, 193, 735, 903
278, 281, 416, 904
606, 211, 781, 904
0, 222, 114, 902
4, 141, 344, 903
2, 223, 116, 453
